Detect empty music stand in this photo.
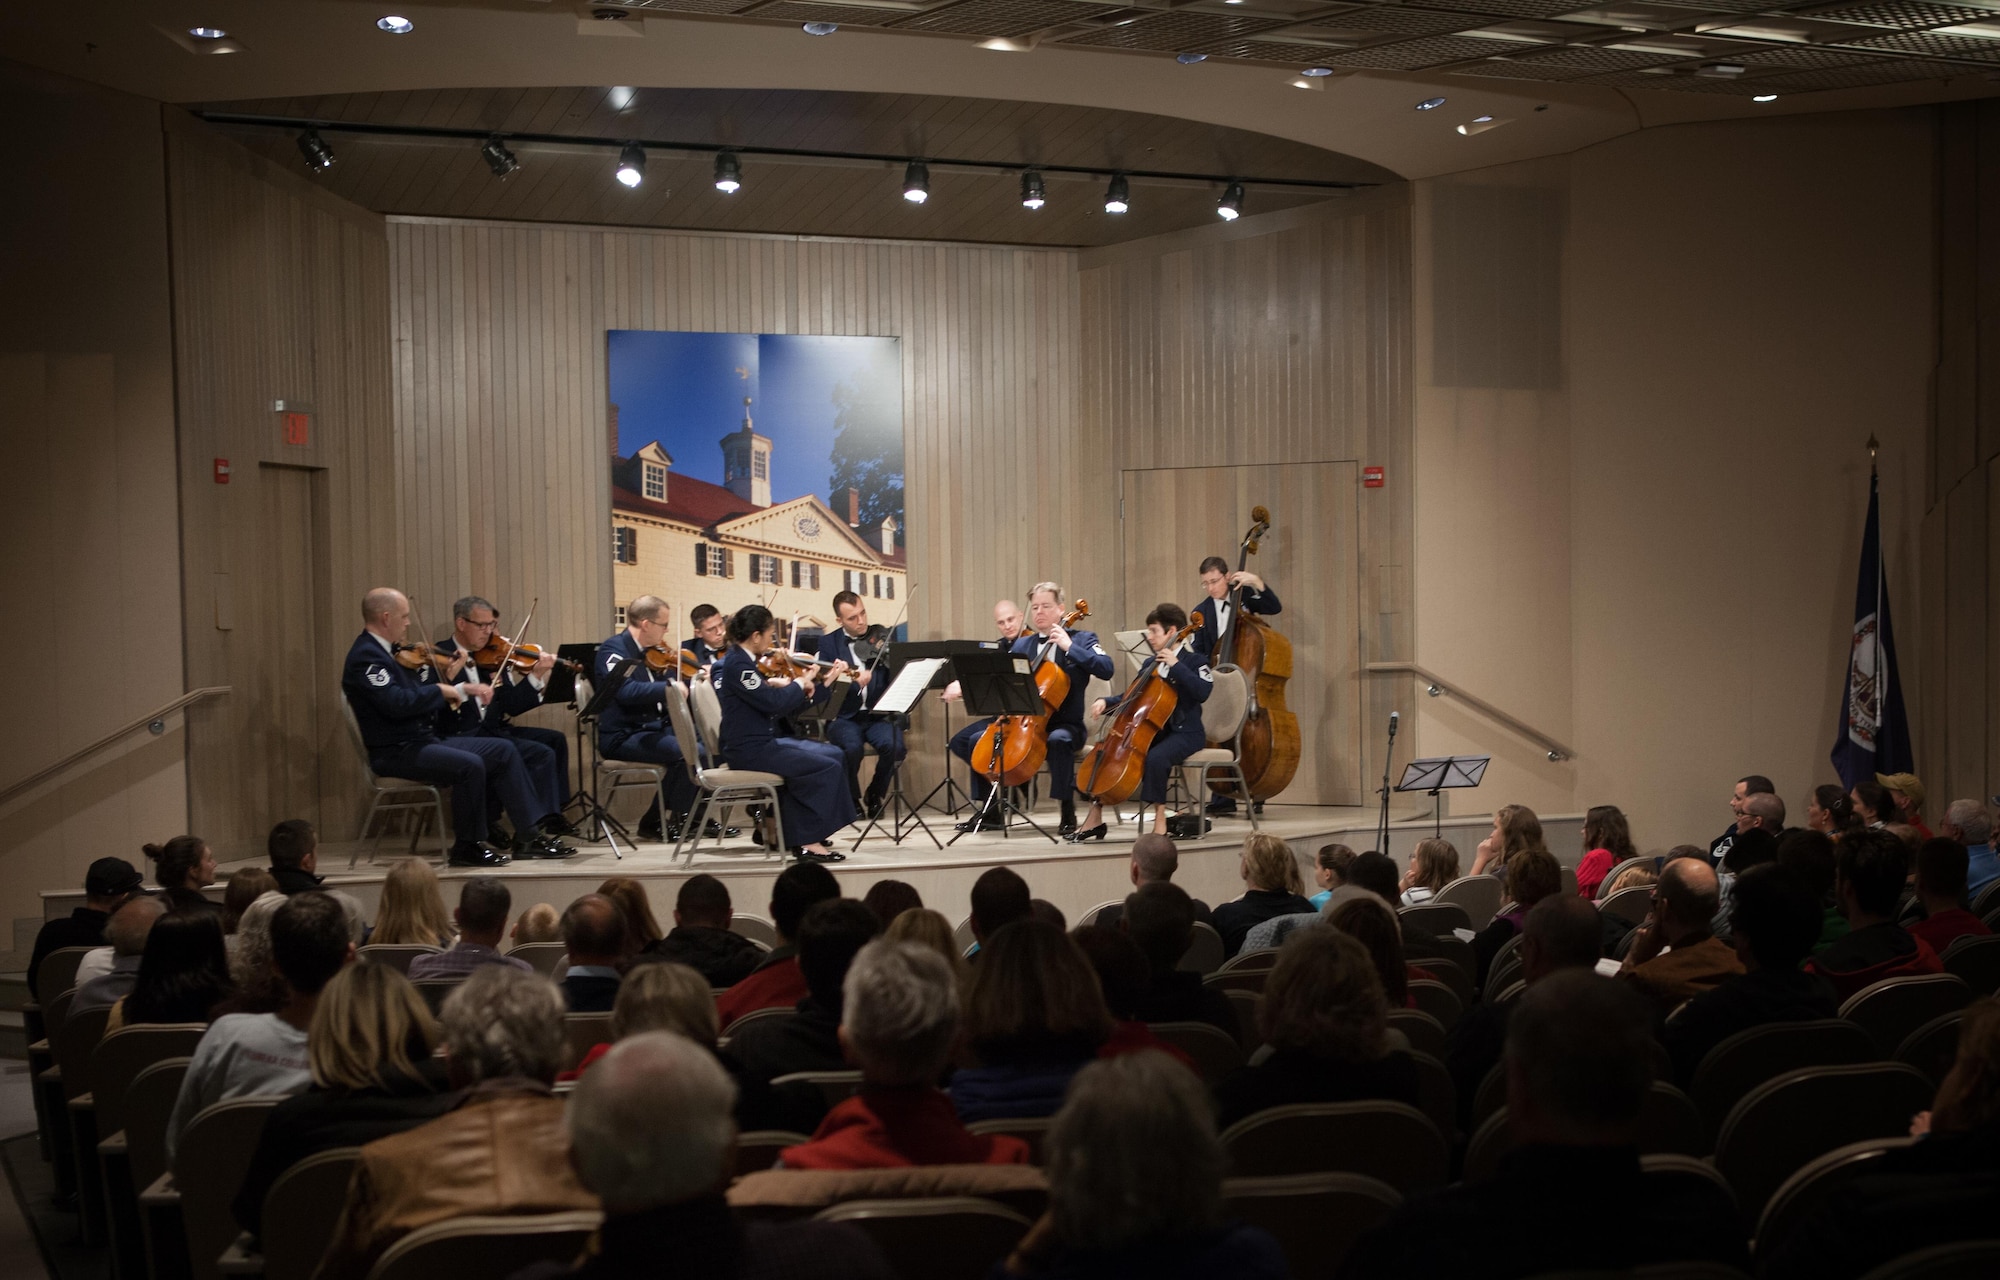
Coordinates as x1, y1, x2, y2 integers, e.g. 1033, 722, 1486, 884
950, 649, 1054, 845
572, 651, 641, 859
1394, 755, 1491, 843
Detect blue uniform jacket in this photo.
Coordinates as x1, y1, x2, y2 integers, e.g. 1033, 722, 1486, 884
1103, 647, 1214, 735
816, 628, 887, 719
1192, 585, 1282, 661
713, 647, 808, 753
681, 636, 724, 669
341, 631, 447, 751
432, 637, 543, 736
1017, 629, 1114, 729
593, 630, 672, 741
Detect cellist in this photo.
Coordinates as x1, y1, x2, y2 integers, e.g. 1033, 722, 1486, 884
1192, 555, 1280, 817
1068, 602, 1212, 843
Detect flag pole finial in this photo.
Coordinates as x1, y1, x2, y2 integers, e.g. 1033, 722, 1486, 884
1866, 434, 1879, 471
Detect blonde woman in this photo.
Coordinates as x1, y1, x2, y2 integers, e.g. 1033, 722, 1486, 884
562, 960, 720, 1080
370, 859, 453, 947
1470, 804, 1548, 877
886, 907, 970, 986
1400, 839, 1460, 905
1210, 833, 1313, 958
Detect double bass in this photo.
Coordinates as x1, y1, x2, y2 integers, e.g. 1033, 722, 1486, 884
1210, 506, 1302, 802
1075, 616, 1202, 806
970, 601, 1090, 788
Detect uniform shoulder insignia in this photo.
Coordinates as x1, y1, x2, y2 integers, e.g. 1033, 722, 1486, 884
606, 653, 623, 672
366, 665, 391, 687
740, 668, 763, 691
1198, 664, 1214, 682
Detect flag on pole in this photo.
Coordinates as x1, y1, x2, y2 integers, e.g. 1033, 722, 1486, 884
1831, 466, 1913, 788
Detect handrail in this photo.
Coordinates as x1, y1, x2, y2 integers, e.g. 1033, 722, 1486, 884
1364, 663, 1575, 762
0, 687, 231, 807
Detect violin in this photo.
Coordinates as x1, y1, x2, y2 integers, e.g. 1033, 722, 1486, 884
391, 641, 463, 677
756, 650, 844, 681
470, 634, 581, 675
970, 601, 1090, 788
1076, 615, 1203, 806
640, 644, 702, 679
1209, 505, 1301, 803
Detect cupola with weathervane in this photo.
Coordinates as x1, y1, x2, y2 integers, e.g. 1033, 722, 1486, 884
720, 394, 772, 508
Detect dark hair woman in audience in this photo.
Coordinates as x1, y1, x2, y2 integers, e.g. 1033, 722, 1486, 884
716, 604, 853, 863
1575, 805, 1639, 901
1777, 828, 1847, 955
1850, 779, 1891, 828
1328, 896, 1419, 1007
951, 920, 1114, 1122
1807, 784, 1861, 836
1069, 925, 1196, 1067
1211, 927, 1419, 1129
862, 879, 923, 929
1472, 848, 1564, 985
108, 911, 234, 1031
145, 835, 219, 914
230, 962, 456, 1242
597, 876, 664, 959
221, 869, 278, 936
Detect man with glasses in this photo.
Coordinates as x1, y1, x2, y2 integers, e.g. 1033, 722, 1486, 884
596, 595, 702, 843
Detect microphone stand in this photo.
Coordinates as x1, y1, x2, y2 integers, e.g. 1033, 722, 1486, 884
1375, 713, 1399, 857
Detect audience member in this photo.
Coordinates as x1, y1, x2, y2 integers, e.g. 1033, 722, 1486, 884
316, 966, 595, 1280
883, 907, 967, 983
267, 819, 323, 895
408, 877, 531, 980
1709, 774, 1775, 866
1030, 898, 1068, 931
231, 963, 455, 1240
1737, 792, 1787, 841
1211, 834, 1313, 957
1399, 838, 1458, 906
860, 879, 922, 929
1941, 799, 1998, 899
1090, 834, 1213, 929
146, 835, 220, 915
73, 896, 166, 1017
221, 891, 289, 1014
1877, 770, 1933, 837
370, 859, 453, 948
1125, 883, 1240, 1043
1808, 784, 1862, 836
1344, 972, 1748, 1278
1471, 803, 1546, 878
222, 869, 278, 936
1576, 806, 1638, 900
512, 902, 561, 945
1328, 896, 1414, 1007
559, 894, 629, 1012
1212, 927, 1419, 1128
784, 939, 1030, 1169
646, 874, 763, 988
1070, 924, 1195, 1068
598, 876, 665, 957
1444, 895, 1601, 1124
30, 858, 143, 994
1001, 1050, 1286, 1280
1712, 824, 1778, 938
951, 921, 1112, 1122
970, 865, 1034, 946
725, 899, 881, 1083
1600, 860, 1658, 898
561, 960, 719, 1082
1808, 827, 1943, 1000
1618, 856, 1743, 1012
1851, 778, 1891, 827
168, 892, 354, 1162
716, 863, 840, 1029
506, 1032, 892, 1280
1908, 837, 1992, 953
1310, 842, 1358, 909
112, 910, 232, 1030
1663, 865, 1838, 1083
1778, 827, 1848, 954
1471, 848, 1562, 985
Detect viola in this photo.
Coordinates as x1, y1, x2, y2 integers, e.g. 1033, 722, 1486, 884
640, 644, 702, 679
970, 601, 1090, 788
471, 634, 582, 675
756, 650, 843, 680
1209, 505, 1301, 803
390, 641, 462, 677
1075, 616, 1203, 805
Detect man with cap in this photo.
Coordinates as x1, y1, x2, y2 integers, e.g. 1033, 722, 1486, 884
1877, 772, 1932, 839
29, 858, 143, 994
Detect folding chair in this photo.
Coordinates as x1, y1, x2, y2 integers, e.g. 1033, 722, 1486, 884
1688, 1019, 1879, 1146
340, 694, 449, 865
1434, 876, 1503, 929
1145, 1021, 1245, 1083
1753, 1135, 1912, 1263
1222, 1172, 1401, 1279
1839, 973, 1973, 1057
504, 942, 568, 977
1177, 922, 1226, 975
356, 943, 442, 974
363, 1212, 602, 1280
1220, 1100, 1447, 1192
677, 679, 786, 862
814, 1197, 1032, 1280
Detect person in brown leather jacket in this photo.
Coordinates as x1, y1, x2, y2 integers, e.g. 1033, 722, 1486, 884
312, 965, 597, 1280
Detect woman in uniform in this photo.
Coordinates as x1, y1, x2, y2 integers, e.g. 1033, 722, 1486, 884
1067, 602, 1213, 843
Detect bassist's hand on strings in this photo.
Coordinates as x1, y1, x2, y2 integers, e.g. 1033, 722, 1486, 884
1228, 570, 1266, 594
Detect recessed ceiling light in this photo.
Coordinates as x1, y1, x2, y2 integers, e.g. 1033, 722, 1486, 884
188, 26, 227, 39
1104, 174, 1129, 215
714, 152, 742, 193
903, 160, 929, 204
1217, 182, 1244, 221
1752, 92, 1778, 101
616, 144, 645, 188
1416, 96, 1447, 110
803, 21, 838, 35
376, 15, 414, 33
1698, 62, 1746, 76
1473, 114, 1494, 122
1021, 171, 1045, 210
1177, 52, 1208, 63
1301, 65, 1334, 76
1225, 0, 1245, 5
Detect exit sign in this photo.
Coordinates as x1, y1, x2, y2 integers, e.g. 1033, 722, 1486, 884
282, 412, 311, 447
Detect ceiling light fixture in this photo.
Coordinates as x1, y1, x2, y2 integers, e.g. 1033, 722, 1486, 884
296, 129, 335, 172
1473, 114, 1494, 122
1177, 52, 1208, 63
1301, 65, 1334, 76
803, 21, 838, 34
376, 15, 414, 33
1021, 171, 1045, 210
1104, 174, 1130, 215
616, 144, 645, 188
903, 160, 930, 204
1416, 96, 1447, 110
714, 152, 742, 193
1752, 92, 1778, 101
480, 136, 519, 177
1218, 182, 1244, 221
188, 26, 227, 39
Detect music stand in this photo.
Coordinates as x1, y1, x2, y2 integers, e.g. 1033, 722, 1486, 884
1394, 755, 1491, 840
850, 647, 943, 852
542, 647, 585, 706
569, 653, 642, 859
949, 649, 1053, 845
898, 640, 1006, 820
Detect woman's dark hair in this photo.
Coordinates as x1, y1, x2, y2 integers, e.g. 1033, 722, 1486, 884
1328, 899, 1409, 1005
1145, 602, 1189, 632
962, 920, 1112, 1066
1582, 806, 1638, 861
728, 604, 774, 644
1776, 828, 1838, 903
1815, 785, 1861, 832
1851, 779, 1890, 823
125, 911, 232, 1025
222, 869, 278, 934
862, 879, 924, 929
144, 836, 208, 890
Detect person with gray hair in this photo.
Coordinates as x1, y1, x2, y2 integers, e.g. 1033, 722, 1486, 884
505, 1033, 892, 1280
1091, 833, 1214, 930
71, 895, 166, 1016
1941, 799, 1998, 897
780, 940, 1031, 1169
1002, 1050, 1286, 1278
314, 966, 593, 1280
1737, 791, 1786, 837
408, 877, 531, 981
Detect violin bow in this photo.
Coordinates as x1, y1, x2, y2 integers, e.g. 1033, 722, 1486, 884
498, 596, 539, 676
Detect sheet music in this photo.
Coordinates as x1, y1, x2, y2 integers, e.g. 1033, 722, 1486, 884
876, 657, 949, 715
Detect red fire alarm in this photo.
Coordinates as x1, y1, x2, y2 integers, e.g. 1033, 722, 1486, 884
282, 412, 310, 447
214, 458, 231, 485
1363, 466, 1386, 489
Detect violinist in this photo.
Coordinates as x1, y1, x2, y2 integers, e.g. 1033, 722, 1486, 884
1193, 555, 1280, 818
682, 603, 729, 677
713, 604, 854, 865
594, 596, 702, 843
1068, 602, 1213, 843
816, 591, 905, 819
341, 588, 562, 868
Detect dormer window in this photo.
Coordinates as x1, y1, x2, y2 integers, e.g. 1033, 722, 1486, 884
642, 461, 665, 501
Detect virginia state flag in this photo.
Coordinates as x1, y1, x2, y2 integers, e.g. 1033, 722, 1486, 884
1831, 470, 1913, 788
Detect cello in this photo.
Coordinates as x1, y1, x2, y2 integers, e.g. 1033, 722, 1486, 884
1076, 615, 1202, 806
1209, 506, 1302, 803
970, 601, 1090, 788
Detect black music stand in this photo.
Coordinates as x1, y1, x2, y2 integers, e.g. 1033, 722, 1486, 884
900, 640, 1003, 820
949, 649, 1054, 845
849, 644, 942, 852
569, 650, 640, 859
1394, 755, 1491, 841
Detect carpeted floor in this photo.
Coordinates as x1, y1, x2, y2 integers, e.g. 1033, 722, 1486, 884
0, 1063, 87, 1280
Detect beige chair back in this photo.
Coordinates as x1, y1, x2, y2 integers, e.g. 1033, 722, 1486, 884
735, 1130, 812, 1177
1838, 972, 1973, 1057
262, 1146, 363, 1280
771, 1069, 866, 1110
687, 678, 727, 761
356, 944, 443, 974
1223, 1172, 1401, 1280
53, 1002, 113, 1100
964, 1116, 1056, 1165
1075, 900, 1124, 928
176, 1097, 280, 1280
1177, 922, 1226, 975
1385, 1009, 1446, 1059
813, 1197, 1032, 1280
1405, 1050, 1458, 1145
1942, 933, 2000, 995
505, 941, 568, 976
724, 1005, 797, 1041
1687, 1019, 1878, 1145
729, 915, 781, 948
1220, 1100, 1447, 1192
1406, 979, 1463, 1030
124, 1057, 191, 1191
1465, 1081, 1707, 1182
90, 1023, 205, 1136
363, 1211, 602, 1280
1753, 1136, 1911, 1263
1397, 903, 1471, 936
37, 946, 98, 1011
1433, 875, 1503, 929
411, 978, 461, 1015
1145, 1021, 1245, 1083
1200, 665, 1250, 743
562, 1013, 613, 1068
1598, 884, 1657, 924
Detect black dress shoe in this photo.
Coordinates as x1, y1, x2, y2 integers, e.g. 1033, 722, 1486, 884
1059, 819, 1079, 837
792, 848, 840, 865
955, 814, 1003, 833
1206, 797, 1239, 816
449, 841, 511, 868
865, 794, 888, 820
1064, 824, 1108, 844
539, 815, 582, 839
705, 820, 741, 839
518, 835, 578, 860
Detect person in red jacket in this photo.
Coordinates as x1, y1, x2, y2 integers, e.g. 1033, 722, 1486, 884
715, 862, 839, 1031
1908, 837, 1994, 955
1807, 827, 1942, 1001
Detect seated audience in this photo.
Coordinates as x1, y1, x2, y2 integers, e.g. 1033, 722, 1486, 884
1212, 927, 1419, 1128
861, 878, 923, 929
1399, 838, 1458, 906
1807, 784, 1862, 836
1069, 925, 1194, 1068
598, 876, 664, 958
267, 818, 323, 895
1908, 837, 1993, 953
370, 858, 453, 948
1470, 803, 1546, 878
784, 939, 1031, 1169
1328, 896, 1415, 1007
950, 921, 1113, 1122
30, 857, 142, 993
1762, 996, 2000, 1280
72, 895, 165, 1017
1471, 848, 1562, 985
512, 902, 561, 945
1001, 1050, 1287, 1280
1619, 856, 1744, 1012
1310, 842, 1358, 909
1878, 770, 1933, 838
883, 907, 967, 984
1713, 825, 1778, 938
1211, 833, 1314, 957
408, 876, 532, 980
1807, 827, 1944, 1000
317, 966, 596, 1280
1576, 805, 1638, 900
970, 865, 1034, 948
231, 962, 456, 1240
222, 869, 278, 936
559, 894, 629, 1013
146, 834, 220, 915
645, 874, 764, 988
716, 862, 840, 1029
1124, 883, 1240, 1043
1941, 798, 1997, 898
220, 891, 288, 1015
506, 1032, 892, 1280
1851, 778, 1891, 827
1445, 895, 1602, 1124
111, 909, 233, 1030
168, 892, 353, 1161
725, 898, 881, 1083
562, 960, 718, 1081
1344, 971, 1748, 1278
1778, 827, 1848, 954
1663, 865, 1839, 1083
1030, 898, 1068, 931
1600, 859, 1658, 898
1090, 834, 1213, 930
1738, 791, 1787, 841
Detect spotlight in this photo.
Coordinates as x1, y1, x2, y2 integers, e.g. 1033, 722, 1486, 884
1021, 171, 1045, 210
188, 26, 227, 39
1752, 92, 1778, 102
803, 21, 838, 34
616, 144, 645, 188
296, 129, 335, 172
1218, 182, 1244, 221
1104, 174, 1129, 215
1416, 96, 1446, 110
903, 160, 930, 204
1176, 52, 1207, 64
480, 136, 519, 177
377, 15, 414, 33
714, 152, 742, 193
